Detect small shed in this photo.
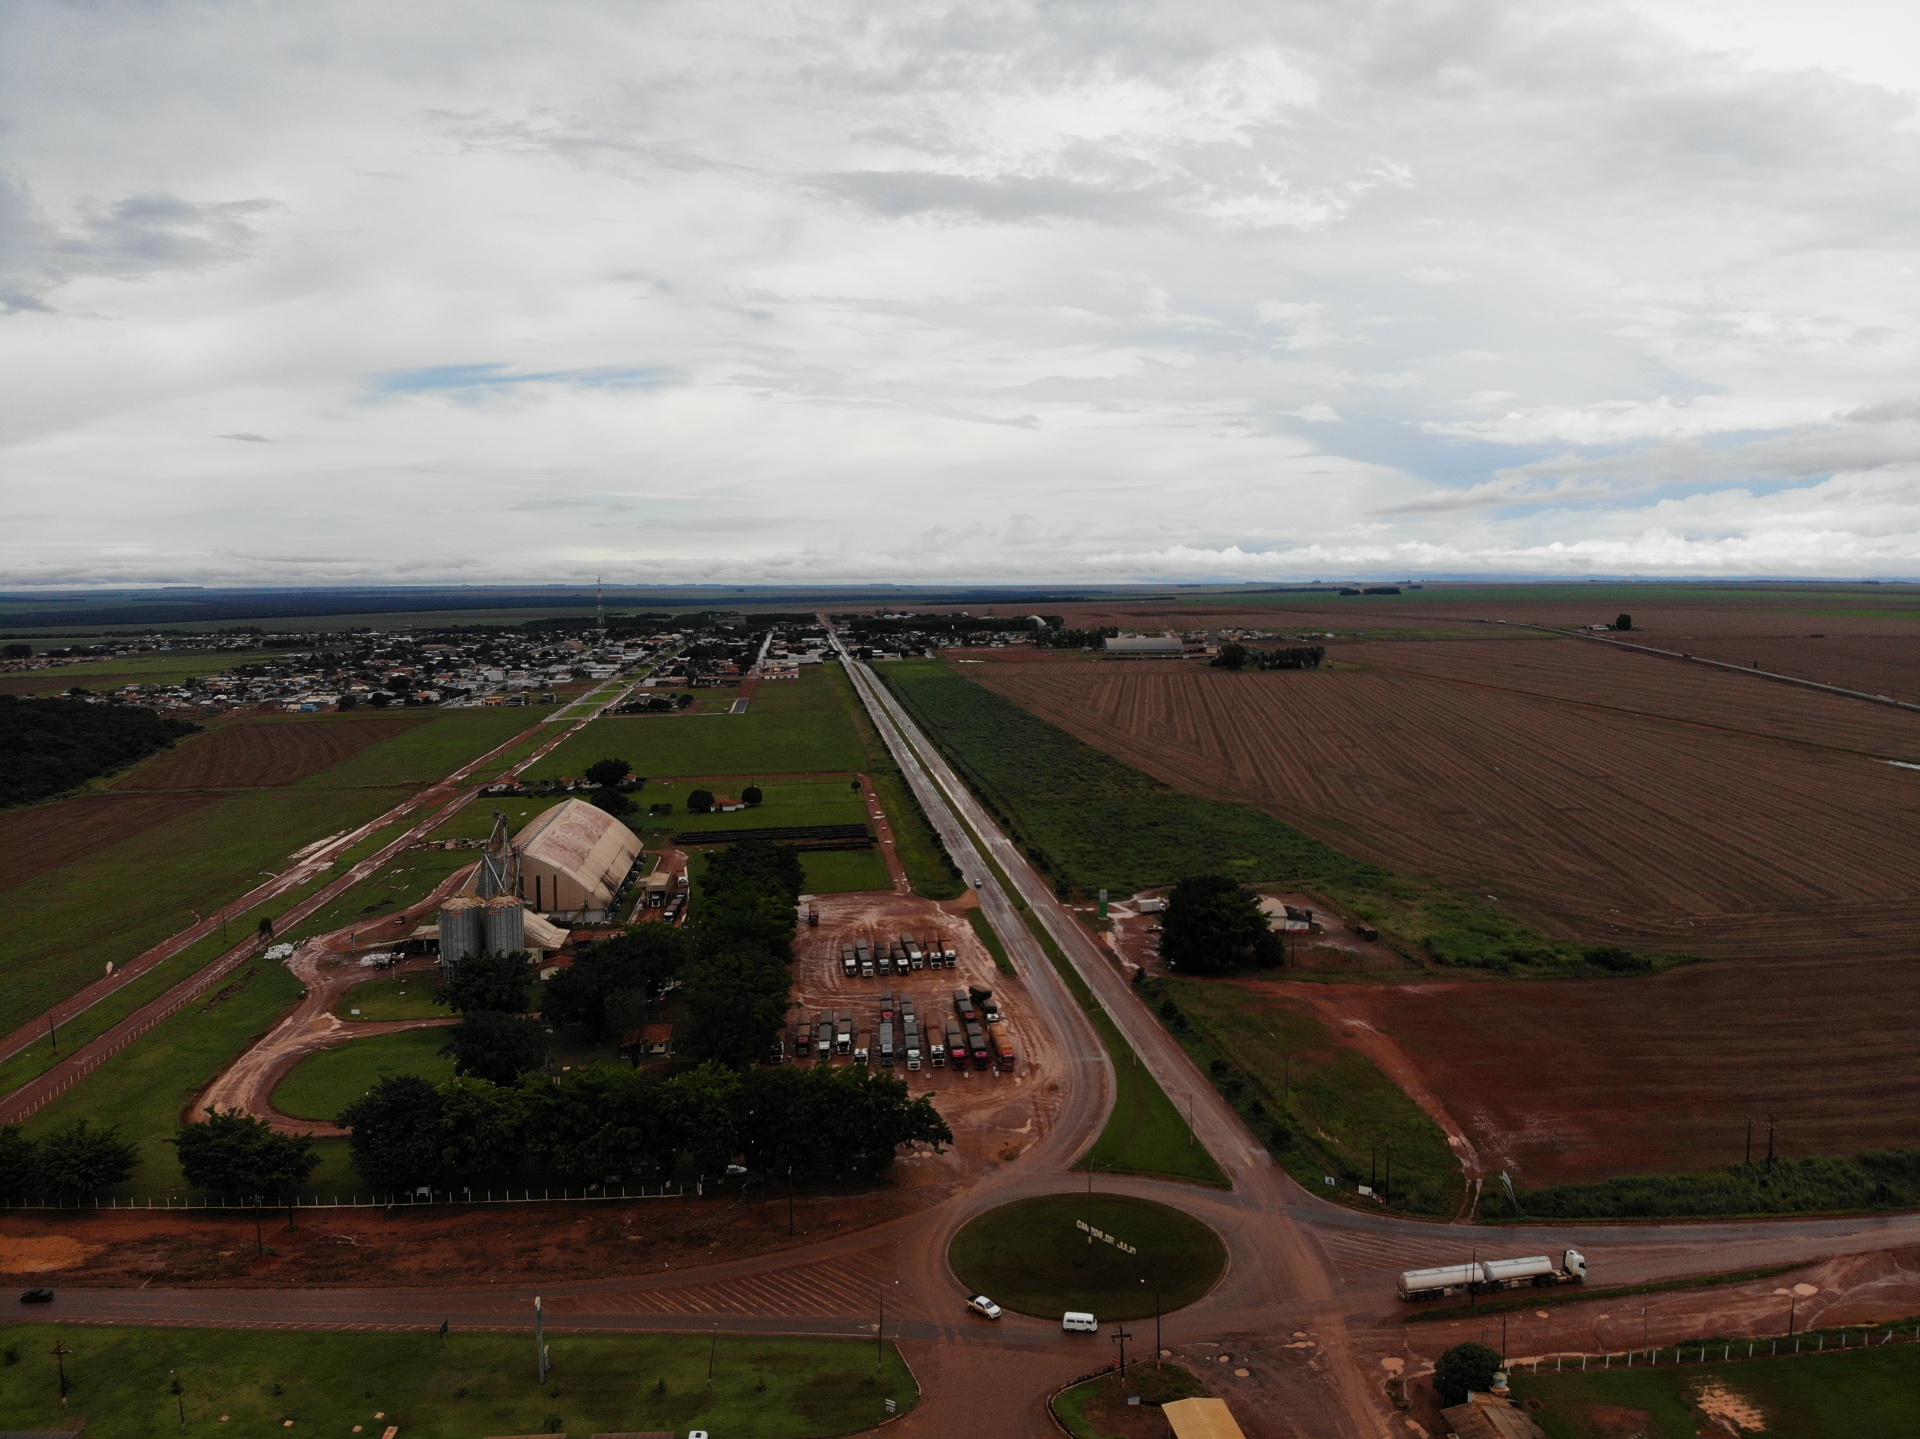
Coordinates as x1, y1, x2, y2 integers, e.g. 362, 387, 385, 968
1439, 1395, 1547, 1439
1162, 1397, 1248, 1439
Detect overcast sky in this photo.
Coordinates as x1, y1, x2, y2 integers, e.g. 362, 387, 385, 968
4, 0, 1918, 586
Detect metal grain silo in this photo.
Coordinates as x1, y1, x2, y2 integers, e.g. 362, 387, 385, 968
482, 895, 526, 955
438, 896, 482, 965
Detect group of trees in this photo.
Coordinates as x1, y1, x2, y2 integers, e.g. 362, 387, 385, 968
1159, 874, 1285, 974
680, 840, 805, 1066
0, 1121, 140, 1201
436, 950, 551, 1083
1209, 643, 1327, 672
173, 1110, 319, 1200
541, 924, 692, 1042
0, 694, 200, 806
339, 1061, 950, 1192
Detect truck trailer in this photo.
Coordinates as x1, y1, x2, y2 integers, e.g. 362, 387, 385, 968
1396, 1250, 1586, 1301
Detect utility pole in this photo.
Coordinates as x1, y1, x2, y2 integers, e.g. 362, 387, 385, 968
1142, 1281, 1162, 1366
535, 1296, 549, 1384
1745, 1116, 1753, 1166
788, 1166, 795, 1237
1087, 1163, 1094, 1242
171, 1371, 186, 1431
46, 1012, 56, 1054
1384, 1146, 1392, 1208
51, 1339, 71, 1401
707, 1322, 718, 1388
876, 1292, 884, 1366
1789, 1293, 1797, 1337
1766, 1115, 1776, 1173
1111, 1325, 1134, 1381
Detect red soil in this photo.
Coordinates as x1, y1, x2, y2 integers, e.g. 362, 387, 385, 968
0, 792, 219, 892
115, 714, 422, 790
967, 640, 1920, 959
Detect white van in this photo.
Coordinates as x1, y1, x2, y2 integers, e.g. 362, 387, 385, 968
1061, 1312, 1099, 1333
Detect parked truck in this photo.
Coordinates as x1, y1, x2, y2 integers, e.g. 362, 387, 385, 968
879, 1020, 896, 1067
984, 1018, 1015, 1072
1396, 1250, 1586, 1302
841, 946, 858, 977
835, 1010, 854, 1055
953, 989, 978, 1026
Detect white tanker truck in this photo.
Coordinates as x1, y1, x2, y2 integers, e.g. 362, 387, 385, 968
1397, 1249, 1586, 1302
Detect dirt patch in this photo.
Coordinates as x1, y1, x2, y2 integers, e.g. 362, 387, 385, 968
0, 791, 219, 892
1586, 1404, 1656, 1438
115, 714, 423, 790
0, 1186, 929, 1288
969, 643, 1920, 960
1279, 960, 1920, 1184
0, 1235, 101, 1272
1693, 1379, 1766, 1433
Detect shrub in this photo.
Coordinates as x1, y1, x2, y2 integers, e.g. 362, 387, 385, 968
1434, 1343, 1501, 1404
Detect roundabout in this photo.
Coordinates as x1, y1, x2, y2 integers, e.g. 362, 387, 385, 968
948, 1192, 1228, 1321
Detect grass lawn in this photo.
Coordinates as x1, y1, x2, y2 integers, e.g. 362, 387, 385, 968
525, 668, 867, 779
286, 707, 541, 789
801, 848, 892, 893
271, 1027, 456, 1122
1054, 1365, 1209, 1439
0, 648, 277, 694
1154, 977, 1463, 1218
1515, 1344, 1920, 1438
0, 1326, 917, 1438
640, 784, 870, 837
282, 844, 479, 944
20, 959, 306, 1194
948, 1193, 1226, 1320
334, 973, 444, 1020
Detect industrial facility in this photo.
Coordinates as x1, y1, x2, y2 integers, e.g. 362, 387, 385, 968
504, 797, 646, 921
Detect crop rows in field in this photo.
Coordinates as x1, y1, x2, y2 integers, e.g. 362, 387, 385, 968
114, 713, 424, 790
0, 792, 218, 891
971, 641, 1920, 958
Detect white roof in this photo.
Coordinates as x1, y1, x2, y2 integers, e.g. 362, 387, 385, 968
513, 798, 643, 910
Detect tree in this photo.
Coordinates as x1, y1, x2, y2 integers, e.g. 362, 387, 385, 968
0, 1126, 38, 1201
1160, 874, 1270, 975
585, 757, 632, 788
590, 786, 635, 817
526, 1067, 671, 1181
742, 784, 763, 806
173, 1109, 320, 1199
681, 948, 790, 1068
339, 1074, 449, 1192
658, 1062, 745, 1177
34, 1120, 138, 1200
1, 643, 30, 659
541, 926, 692, 1038
435, 1077, 530, 1181
442, 1011, 550, 1084
1433, 1342, 1503, 1405
1615, 613, 1633, 632
687, 788, 715, 813
436, 950, 532, 1014
1210, 643, 1248, 671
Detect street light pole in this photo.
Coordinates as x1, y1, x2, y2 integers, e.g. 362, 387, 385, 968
1112, 1326, 1133, 1382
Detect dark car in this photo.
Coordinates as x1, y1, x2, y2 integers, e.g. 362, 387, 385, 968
19, 1288, 52, 1304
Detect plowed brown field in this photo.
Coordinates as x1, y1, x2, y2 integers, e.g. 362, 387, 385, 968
0, 793, 218, 892
114, 714, 420, 790
970, 640, 1920, 958
1270, 955, 1920, 1183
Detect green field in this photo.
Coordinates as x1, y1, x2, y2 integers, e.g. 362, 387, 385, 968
967, 907, 1016, 975
524, 668, 866, 779
1153, 978, 1462, 1217
282, 843, 480, 944
0, 648, 277, 693
20, 958, 305, 1193
948, 1193, 1226, 1320
1054, 1365, 1209, 1439
879, 659, 1615, 975
334, 973, 444, 1020
0, 708, 540, 1037
272, 1027, 457, 1122
1515, 1343, 1920, 1438
800, 848, 892, 893
0, 1326, 917, 1438
1489, 1150, 1920, 1221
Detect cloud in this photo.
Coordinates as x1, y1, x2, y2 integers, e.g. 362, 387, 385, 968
3, 0, 1920, 583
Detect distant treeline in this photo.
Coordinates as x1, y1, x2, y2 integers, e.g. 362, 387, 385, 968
844, 615, 1055, 639
1210, 644, 1326, 671
1491, 1150, 1920, 1219
0, 695, 199, 808
340, 1061, 951, 1192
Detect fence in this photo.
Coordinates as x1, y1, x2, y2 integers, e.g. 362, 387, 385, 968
0, 1181, 692, 1213
1511, 1318, 1920, 1378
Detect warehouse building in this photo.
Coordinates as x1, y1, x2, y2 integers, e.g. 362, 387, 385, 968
509, 797, 645, 921
1103, 634, 1184, 656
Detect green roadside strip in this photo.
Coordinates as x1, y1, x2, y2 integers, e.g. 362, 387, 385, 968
826, 660, 966, 900
966, 908, 1016, 976
0, 1327, 918, 1439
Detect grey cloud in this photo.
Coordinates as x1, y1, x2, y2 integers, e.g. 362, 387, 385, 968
813, 169, 1167, 227
0, 173, 274, 312
218, 432, 272, 442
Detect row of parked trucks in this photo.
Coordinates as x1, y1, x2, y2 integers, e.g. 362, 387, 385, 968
777, 987, 1015, 1072
839, 935, 956, 977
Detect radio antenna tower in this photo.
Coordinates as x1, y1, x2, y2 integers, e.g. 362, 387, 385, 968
596, 574, 605, 631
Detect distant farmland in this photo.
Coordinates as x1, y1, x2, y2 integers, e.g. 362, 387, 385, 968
969, 639, 1920, 959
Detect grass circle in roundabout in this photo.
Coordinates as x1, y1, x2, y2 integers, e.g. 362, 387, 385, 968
948, 1192, 1227, 1321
